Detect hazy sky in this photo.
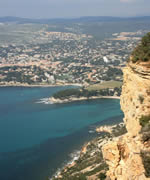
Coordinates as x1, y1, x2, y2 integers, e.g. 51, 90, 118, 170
0, 0, 149, 18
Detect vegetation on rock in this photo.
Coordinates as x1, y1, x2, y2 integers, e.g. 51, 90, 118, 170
138, 94, 144, 104
139, 115, 150, 127
98, 173, 107, 180
140, 115, 150, 143
141, 151, 150, 177
51, 124, 126, 180
131, 32, 150, 63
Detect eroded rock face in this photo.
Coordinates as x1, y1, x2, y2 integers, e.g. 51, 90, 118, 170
121, 62, 150, 137
102, 135, 146, 180
102, 62, 150, 180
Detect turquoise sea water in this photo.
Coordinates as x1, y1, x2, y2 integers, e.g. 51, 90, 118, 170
0, 87, 123, 180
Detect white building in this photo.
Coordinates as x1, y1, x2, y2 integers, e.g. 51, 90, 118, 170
103, 56, 109, 63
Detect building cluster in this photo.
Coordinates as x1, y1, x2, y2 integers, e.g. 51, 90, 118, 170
0, 29, 147, 85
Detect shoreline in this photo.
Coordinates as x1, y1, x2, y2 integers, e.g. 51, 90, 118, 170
0, 87, 122, 180
51, 122, 124, 180
49, 95, 120, 104
0, 83, 83, 88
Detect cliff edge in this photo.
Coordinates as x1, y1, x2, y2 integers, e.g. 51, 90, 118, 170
102, 33, 150, 180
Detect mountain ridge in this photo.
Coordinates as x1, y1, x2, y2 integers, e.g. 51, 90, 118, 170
0, 16, 150, 24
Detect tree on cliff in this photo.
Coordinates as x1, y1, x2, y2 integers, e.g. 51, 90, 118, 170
131, 32, 150, 63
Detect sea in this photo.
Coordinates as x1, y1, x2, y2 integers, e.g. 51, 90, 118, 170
0, 86, 123, 180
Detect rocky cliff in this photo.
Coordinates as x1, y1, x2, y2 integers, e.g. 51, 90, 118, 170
102, 60, 150, 180
51, 33, 150, 180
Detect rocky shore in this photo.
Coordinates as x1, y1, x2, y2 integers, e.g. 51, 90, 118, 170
51, 33, 150, 180
49, 96, 120, 104
96, 123, 124, 134
51, 123, 126, 180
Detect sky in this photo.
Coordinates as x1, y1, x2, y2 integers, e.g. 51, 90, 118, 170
0, 0, 149, 19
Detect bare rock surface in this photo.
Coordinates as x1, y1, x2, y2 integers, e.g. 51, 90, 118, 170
102, 61, 150, 180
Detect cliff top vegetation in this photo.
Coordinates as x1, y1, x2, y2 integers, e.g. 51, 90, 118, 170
131, 32, 150, 63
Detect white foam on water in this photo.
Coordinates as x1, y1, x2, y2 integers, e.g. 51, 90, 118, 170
50, 149, 81, 179
36, 98, 54, 104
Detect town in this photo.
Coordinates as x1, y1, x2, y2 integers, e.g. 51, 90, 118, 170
0, 24, 148, 86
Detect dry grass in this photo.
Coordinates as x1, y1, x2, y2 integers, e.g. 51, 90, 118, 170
86, 81, 122, 91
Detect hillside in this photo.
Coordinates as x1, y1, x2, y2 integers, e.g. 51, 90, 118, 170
0, 16, 150, 24
50, 32, 150, 180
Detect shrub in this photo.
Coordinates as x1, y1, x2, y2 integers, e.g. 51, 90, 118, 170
138, 95, 144, 104
139, 115, 150, 127
140, 115, 150, 142
98, 172, 107, 180
141, 151, 150, 177
131, 32, 150, 63
142, 131, 150, 142
112, 125, 127, 137
71, 174, 87, 180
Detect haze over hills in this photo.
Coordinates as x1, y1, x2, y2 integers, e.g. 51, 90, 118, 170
0, 16, 150, 24
0, 2, 150, 178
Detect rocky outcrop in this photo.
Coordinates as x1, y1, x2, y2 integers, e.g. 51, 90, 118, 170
102, 61, 150, 180
121, 62, 150, 137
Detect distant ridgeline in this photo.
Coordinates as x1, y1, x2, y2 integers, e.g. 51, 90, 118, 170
130, 32, 150, 63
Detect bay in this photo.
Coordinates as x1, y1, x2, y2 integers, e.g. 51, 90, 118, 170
0, 87, 123, 180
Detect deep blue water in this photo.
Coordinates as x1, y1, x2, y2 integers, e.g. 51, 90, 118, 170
0, 87, 123, 180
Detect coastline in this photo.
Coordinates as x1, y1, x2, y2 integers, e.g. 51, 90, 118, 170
0, 86, 122, 180
0, 83, 120, 104
49, 95, 120, 104
0, 83, 83, 88
51, 122, 125, 180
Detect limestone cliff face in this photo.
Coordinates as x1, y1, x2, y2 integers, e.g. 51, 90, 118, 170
102, 61, 150, 180
121, 62, 150, 137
